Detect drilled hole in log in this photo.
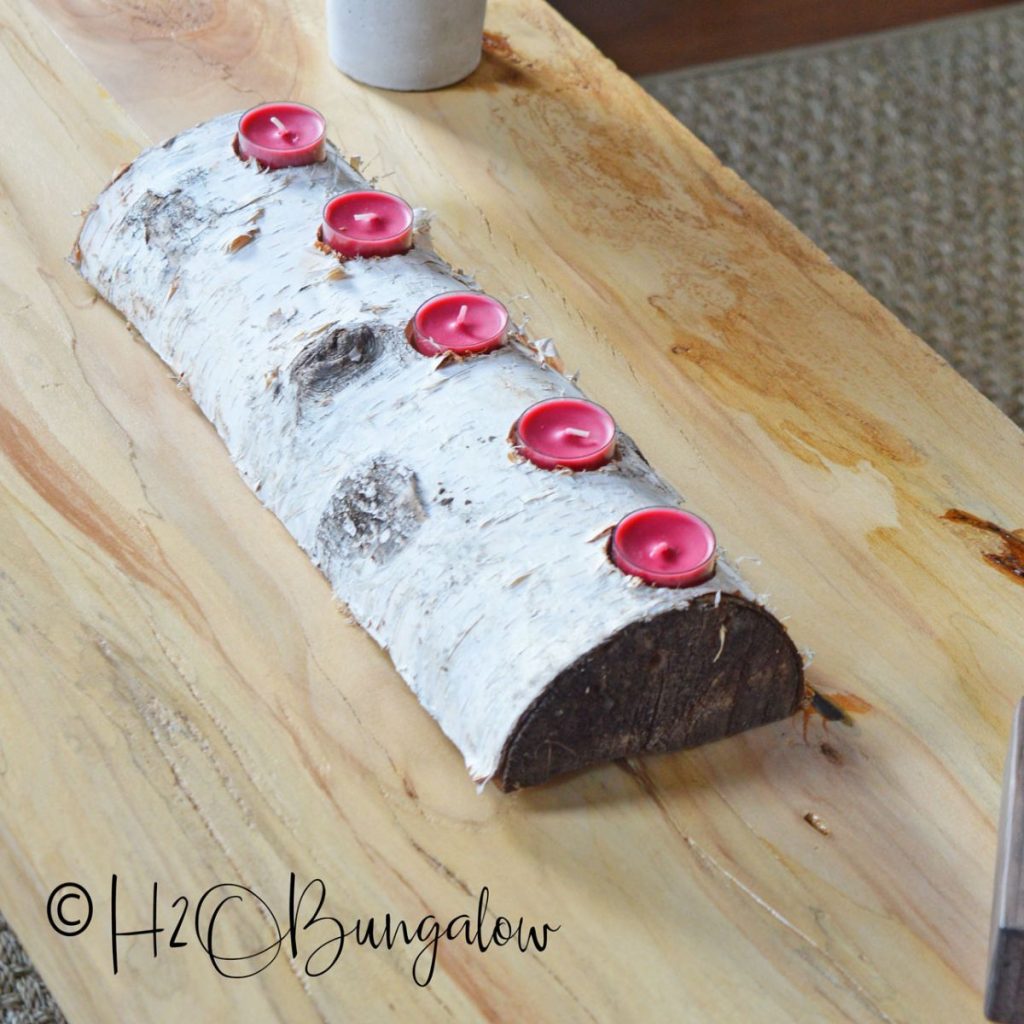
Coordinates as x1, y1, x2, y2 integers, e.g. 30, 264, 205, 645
506, 424, 625, 470
403, 319, 508, 362
314, 223, 335, 257
314, 224, 416, 262
231, 132, 279, 172
404, 318, 419, 352
495, 593, 803, 790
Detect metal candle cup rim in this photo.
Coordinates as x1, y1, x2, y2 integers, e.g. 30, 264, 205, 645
321, 190, 414, 245
611, 506, 718, 585
514, 398, 617, 469
411, 291, 509, 355
238, 101, 326, 150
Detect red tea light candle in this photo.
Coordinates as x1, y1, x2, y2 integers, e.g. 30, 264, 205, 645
237, 102, 326, 168
514, 399, 616, 471
611, 507, 718, 588
410, 292, 509, 357
321, 191, 414, 259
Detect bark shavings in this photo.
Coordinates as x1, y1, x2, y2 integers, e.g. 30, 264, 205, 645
315, 455, 427, 568
108, 161, 134, 187
506, 569, 537, 588
314, 224, 335, 256
224, 227, 259, 253
819, 742, 843, 765
231, 132, 272, 172
804, 812, 831, 836
712, 624, 727, 663
289, 323, 384, 402
513, 334, 566, 374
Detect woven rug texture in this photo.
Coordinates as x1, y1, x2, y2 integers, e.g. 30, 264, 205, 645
643, 6, 1024, 426
0, 913, 64, 1024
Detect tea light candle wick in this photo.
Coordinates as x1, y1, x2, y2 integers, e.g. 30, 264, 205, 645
320, 190, 414, 258
512, 398, 616, 471
610, 507, 717, 588
237, 102, 327, 169
409, 292, 509, 357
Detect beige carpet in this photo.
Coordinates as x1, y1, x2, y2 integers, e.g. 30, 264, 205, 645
0, 913, 63, 1024
643, 6, 1024, 426
4, 8, 1023, 1023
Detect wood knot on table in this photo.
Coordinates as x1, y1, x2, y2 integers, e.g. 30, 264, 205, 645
941, 508, 1024, 586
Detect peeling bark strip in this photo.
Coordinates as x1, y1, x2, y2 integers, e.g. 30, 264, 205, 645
72, 113, 803, 787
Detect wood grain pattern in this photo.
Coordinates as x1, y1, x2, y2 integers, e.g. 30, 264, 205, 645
2, 0, 1023, 1020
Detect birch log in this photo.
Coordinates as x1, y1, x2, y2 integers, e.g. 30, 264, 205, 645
72, 112, 803, 789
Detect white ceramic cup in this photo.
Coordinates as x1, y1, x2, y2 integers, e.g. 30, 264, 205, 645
327, 0, 488, 91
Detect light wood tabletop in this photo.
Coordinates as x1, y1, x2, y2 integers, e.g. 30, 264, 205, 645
2, 0, 1023, 1021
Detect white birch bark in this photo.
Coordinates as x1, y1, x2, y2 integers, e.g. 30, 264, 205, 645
73, 113, 772, 785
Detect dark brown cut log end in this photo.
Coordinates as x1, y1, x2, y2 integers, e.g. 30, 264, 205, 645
494, 592, 804, 791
